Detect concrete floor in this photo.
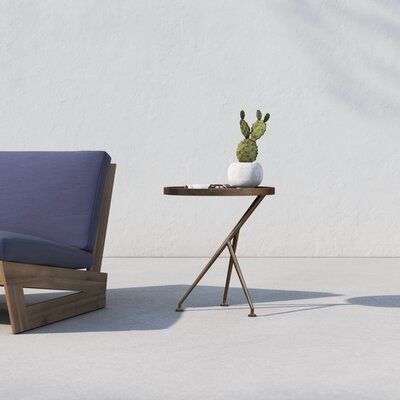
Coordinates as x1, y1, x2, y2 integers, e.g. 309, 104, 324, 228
1, 257, 400, 399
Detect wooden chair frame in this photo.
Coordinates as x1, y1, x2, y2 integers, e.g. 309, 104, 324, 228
0, 163, 116, 334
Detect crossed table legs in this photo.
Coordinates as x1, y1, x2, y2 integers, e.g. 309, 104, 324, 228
175, 195, 265, 317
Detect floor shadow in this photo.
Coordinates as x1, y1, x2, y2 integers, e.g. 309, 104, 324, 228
0, 285, 339, 334
347, 295, 400, 308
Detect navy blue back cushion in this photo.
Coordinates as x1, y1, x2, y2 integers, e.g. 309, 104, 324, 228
0, 151, 111, 251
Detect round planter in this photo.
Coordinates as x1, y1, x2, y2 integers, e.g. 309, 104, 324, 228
227, 162, 263, 188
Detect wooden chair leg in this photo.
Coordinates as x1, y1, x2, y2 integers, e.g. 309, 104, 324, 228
0, 261, 107, 334
3, 283, 27, 334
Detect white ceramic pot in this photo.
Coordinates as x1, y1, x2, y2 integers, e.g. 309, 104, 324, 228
227, 162, 263, 187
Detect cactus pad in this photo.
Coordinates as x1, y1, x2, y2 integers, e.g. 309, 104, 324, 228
236, 139, 258, 162
251, 120, 266, 140
240, 119, 250, 138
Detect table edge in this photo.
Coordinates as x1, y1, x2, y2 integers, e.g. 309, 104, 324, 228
163, 186, 275, 196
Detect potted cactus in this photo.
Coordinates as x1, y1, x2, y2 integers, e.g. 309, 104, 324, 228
228, 109, 270, 187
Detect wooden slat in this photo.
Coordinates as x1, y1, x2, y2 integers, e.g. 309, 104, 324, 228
25, 292, 106, 332
2, 262, 106, 289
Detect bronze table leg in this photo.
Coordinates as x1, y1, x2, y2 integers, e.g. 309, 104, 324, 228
176, 195, 265, 317
226, 241, 256, 317
220, 231, 239, 307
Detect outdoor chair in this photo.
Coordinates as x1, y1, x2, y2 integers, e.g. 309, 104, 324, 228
0, 151, 115, 333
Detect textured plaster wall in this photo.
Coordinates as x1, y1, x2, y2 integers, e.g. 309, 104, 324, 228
0, 1, 399, 256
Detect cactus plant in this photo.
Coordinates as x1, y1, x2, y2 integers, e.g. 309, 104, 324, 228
236, 110, 270, 162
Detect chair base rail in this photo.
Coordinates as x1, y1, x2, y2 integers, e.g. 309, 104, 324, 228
0, 261, 107, 334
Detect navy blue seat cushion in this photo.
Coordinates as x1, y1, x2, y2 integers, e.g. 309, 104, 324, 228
0, 230, 93, 269
0, 151, 111, 252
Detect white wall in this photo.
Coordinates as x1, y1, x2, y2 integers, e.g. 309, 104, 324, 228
1, 0, 399, 256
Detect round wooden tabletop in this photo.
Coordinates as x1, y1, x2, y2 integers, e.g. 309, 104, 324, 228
164, 186, 275, 196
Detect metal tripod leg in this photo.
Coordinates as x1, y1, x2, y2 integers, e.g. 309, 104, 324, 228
176, 195, 264, 315
220, 231, 239, 307
226, 241, 256, 317
175, 240, 227, 312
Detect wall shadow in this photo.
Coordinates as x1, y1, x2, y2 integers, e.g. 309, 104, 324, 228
0, 285, 339, 334
271, 0, 400, 114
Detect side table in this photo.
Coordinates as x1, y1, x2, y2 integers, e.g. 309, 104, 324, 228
164, 186, 275, 317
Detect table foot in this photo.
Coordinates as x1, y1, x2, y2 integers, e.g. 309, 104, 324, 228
176, 307, 184, 312
220, 303, 229, 307
248, 311, 257, 317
